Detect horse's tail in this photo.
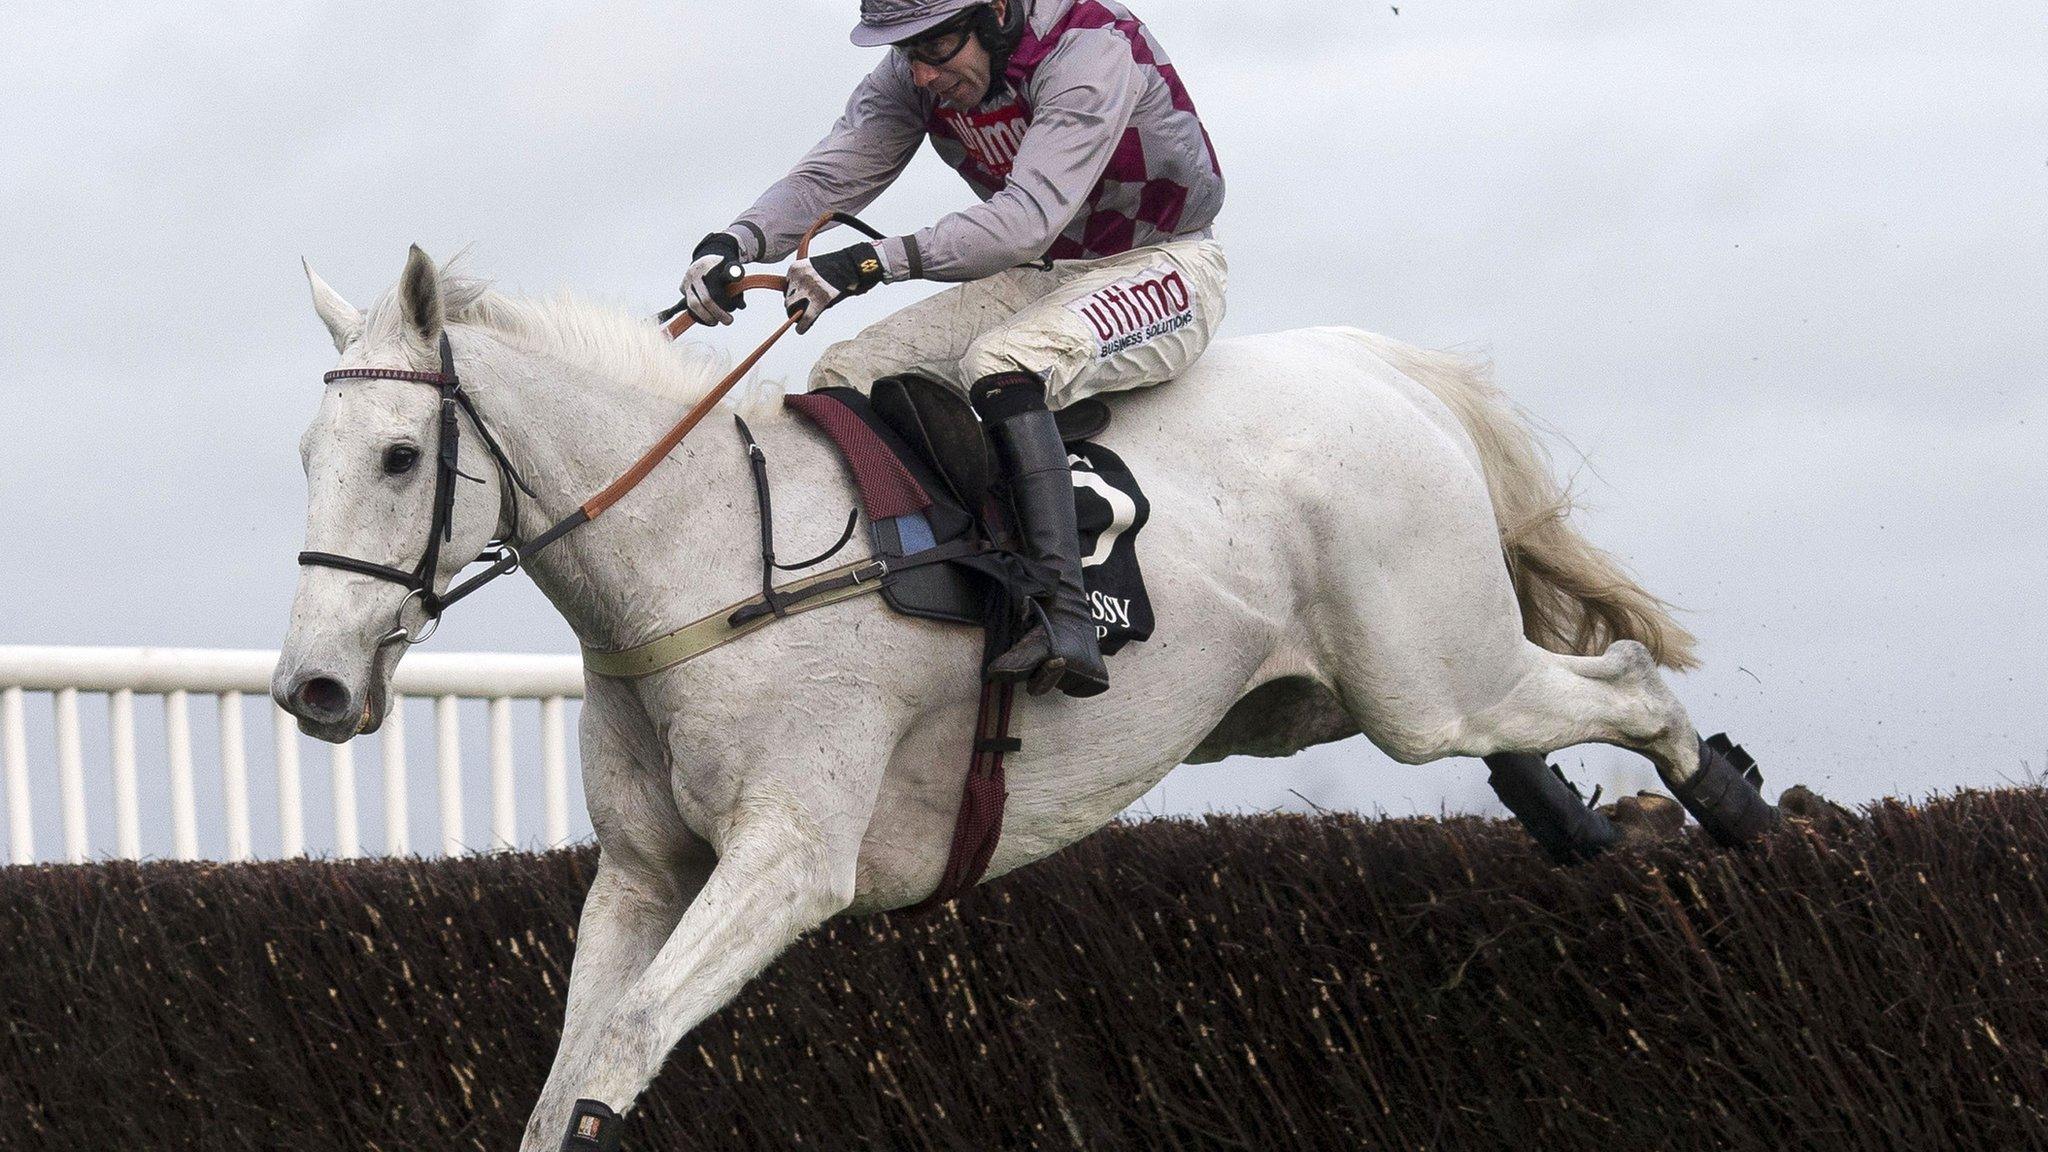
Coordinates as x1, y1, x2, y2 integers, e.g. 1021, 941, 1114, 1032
1361, 334, 1700, 671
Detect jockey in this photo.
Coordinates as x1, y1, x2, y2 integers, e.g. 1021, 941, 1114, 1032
682, 0, 1226, 699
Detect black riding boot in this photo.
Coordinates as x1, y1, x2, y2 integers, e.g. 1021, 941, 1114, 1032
971, 371, 1109, 698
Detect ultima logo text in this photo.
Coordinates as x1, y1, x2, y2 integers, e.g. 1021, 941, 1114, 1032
941, 102, 1028, 181
1066, 267, 1195, 361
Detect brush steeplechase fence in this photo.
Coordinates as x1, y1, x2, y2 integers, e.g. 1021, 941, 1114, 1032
5, 793, 2047, 1150
0, 646, 583, 865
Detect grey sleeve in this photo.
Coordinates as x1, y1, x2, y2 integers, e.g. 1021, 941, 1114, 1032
886, 30, 1145, 282
726, 58, 927, 264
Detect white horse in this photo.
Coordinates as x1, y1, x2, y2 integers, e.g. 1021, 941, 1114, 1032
276, 247, 1733, 1149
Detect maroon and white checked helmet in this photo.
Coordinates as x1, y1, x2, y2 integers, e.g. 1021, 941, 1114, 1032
849, 0, 987, 47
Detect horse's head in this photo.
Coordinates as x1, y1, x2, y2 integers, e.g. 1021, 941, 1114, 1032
274, 247, 512, 743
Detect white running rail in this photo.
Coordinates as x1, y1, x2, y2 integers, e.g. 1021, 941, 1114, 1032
0, 646, 583, 865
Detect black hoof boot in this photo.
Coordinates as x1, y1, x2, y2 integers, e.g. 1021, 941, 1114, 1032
1671, 732, 1780, 847
1485, 752, 1622, 864
973, 371, 1108, 699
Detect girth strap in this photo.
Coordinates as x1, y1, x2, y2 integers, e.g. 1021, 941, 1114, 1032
904, 680, 1017, 914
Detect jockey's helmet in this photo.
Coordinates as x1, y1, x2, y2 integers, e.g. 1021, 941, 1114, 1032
853, 0, 1030, 101
850, 0, 987, 47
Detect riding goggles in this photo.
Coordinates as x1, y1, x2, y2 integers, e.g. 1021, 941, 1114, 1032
895, 10, 977, 66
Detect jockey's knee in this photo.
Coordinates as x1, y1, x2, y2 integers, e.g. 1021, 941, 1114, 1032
959, 330, 1080, 401
957, 340, 1031, 389
805, 337, 873, 393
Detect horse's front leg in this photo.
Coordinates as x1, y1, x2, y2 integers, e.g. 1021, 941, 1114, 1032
519, 681, 718, 1148
518, 787, 867, 1151
520, 850, 709, 1150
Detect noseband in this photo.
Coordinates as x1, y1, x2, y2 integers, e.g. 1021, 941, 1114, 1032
298, 333, 536, 645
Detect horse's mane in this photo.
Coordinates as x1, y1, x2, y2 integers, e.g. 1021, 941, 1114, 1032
360, 261, 775, 413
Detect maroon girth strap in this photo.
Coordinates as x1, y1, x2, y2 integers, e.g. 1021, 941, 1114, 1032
905, 681, 1018, 914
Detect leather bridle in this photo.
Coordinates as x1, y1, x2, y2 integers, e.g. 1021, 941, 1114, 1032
297, 212, 880, 647
298, 333, 538, 645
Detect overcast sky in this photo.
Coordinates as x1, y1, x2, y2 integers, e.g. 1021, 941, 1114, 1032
1, 2, 2042, 857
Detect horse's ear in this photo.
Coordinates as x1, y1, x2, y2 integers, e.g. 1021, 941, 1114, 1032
399, 244, 444, 345
303, 258, 362, 353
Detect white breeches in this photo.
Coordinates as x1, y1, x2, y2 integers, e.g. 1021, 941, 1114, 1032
807, 238, 1228, 410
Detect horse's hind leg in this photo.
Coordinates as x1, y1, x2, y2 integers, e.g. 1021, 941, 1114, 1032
1469, 640, 1698, 779
1344, 637, 1776, 852
1448, 640, 1778, 848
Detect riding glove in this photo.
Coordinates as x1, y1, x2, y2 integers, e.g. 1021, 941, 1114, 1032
681, 232, 747, 326
783, 242, 885, 334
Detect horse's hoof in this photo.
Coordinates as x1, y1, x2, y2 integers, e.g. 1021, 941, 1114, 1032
1603, 792, 1686, 849
1779, 785, 1861, 834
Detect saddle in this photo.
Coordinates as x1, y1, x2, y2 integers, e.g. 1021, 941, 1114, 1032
785, 376, 1146, 645
876, 375, 1105, 619
779, 376, 1150, 913
875, 373, 1110, 506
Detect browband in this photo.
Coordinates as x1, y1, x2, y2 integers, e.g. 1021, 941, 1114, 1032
323, 367, 456, 386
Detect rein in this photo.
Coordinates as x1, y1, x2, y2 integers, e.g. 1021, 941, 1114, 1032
301, 215, 1026, 913
299, 213, 882, 645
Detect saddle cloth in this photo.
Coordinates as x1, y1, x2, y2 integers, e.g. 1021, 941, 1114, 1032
784, 381, 1154, 656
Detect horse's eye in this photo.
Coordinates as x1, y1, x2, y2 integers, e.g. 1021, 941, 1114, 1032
383, 444, 421, 475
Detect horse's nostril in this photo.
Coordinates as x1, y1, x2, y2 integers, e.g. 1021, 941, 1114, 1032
293, 676, 352, 723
